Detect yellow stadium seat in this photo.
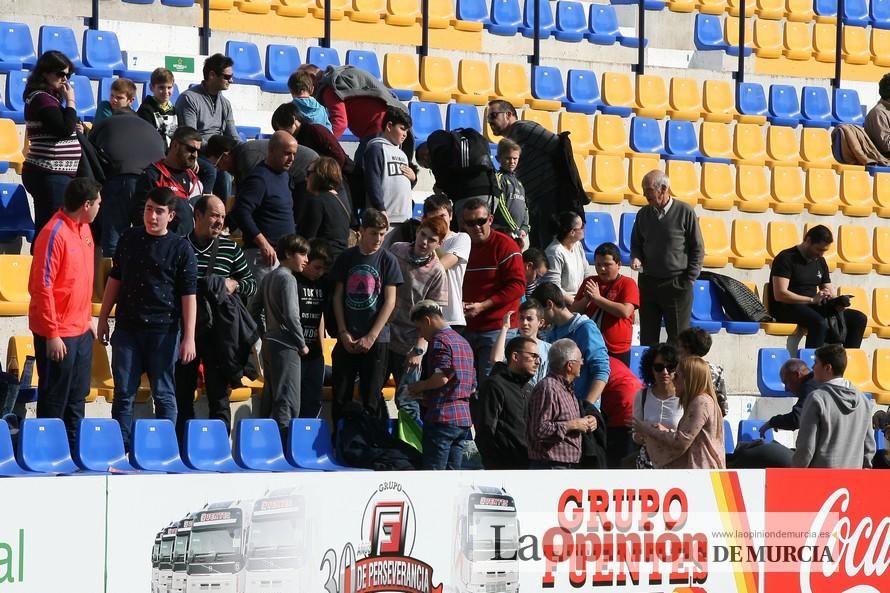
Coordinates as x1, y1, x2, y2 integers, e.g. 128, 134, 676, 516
601, 72, 635, 115
209, 0, 234, 8
804, 167, 839, 215
873, 227, 890, 274
700, 217, 730, 268
663, 159, 700, 207
813, 23, 837, 63
521, 108, 555, 132
735, 164, 771, 213
804, 222, 837, 271
783, 21, 813, 60
418, 56, 457, 103
838, 286, 875, 337
873, 172, 890, 217
765, 125, 799, 167
696, 0, 726, 14
383, 53, 420, 96
496, 63, 561, 111
845, 349, 883, 396
843, 26, 870, 65
626, 156, 662, 205
88, 340, 113, 401
831, 170, 871, 217
666, 0, 695, 12
769, 166, 805, 214
241, 375, 264, 395
455, 59, 494, 105
273, 0, 311, 16
92, 257, 114, 317
753, 18, 782, 58
423, 0, 452, 27
873, 289, 890, 338
558, 112, 594, 154
574, 153, 594, 196
730, 219, 767, 269
0, 119, 24, 174
235, 0, 271, 13
590, 155, 628, 204
0, 255, 30, 315
801, 127, 860, 172
700, 162, 735, 210
385, 0, 419, 25
725, 0, 742, 16
873, 350, 890, 398
312, 0, 349, 18
761, 283, 801, 335
733, 123, 766, 165
483, 109, 503, 144
592, 113, 631, 157
742, 280, 759, 297
725, 17, 754, 53
756, 0, 784, 18
7, 336, 37, 385
785, 0, 813, 21
227, 382, 254, 403
767, 221, 800, 262
634, 74, 668, 119
702, 80, 734, 123
700, 121, 734, 162
871, 28, 890, 67
667, 77, 703, 121
837, 225, 873, 274
347, 0, 383, 21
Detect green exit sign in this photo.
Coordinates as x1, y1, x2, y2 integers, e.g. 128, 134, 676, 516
165, 56, 195, 74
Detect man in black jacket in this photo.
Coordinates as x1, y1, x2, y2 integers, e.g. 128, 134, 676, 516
471, 336, 539, 469
760, 358, 818, 435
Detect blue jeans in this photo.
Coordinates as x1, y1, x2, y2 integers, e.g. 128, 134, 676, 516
100, 174, 140, 257
463, 328, 516, 386
21, 166, 73, 241
34, 330, 93, 448
422, 422, 469, 470
390, 351, 422, 423
110, 327, 180, 447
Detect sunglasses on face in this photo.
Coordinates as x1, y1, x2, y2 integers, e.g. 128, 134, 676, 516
219, 73, 233, 81
180, 144, 200, 154
55, 71, 70, 79
487, 111, 507, 121
463, 217, 489, 227
652, 363, 676, 373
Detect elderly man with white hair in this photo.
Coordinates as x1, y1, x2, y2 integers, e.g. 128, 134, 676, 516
526, 338, 598, 469
629, 169, 704, 346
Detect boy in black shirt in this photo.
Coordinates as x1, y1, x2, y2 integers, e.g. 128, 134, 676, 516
294, 239, 333, 419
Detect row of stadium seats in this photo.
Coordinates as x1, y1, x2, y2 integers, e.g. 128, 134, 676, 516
758, 347, 890, 401
122, 0, 194, 5
687, 0, 890, 26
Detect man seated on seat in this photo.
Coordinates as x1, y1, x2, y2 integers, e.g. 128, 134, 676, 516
865, 73, 890, 157
760, 358, 819, 437
768, 225, 867, 348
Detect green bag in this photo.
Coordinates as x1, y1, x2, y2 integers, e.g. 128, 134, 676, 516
397, 410, 423, 453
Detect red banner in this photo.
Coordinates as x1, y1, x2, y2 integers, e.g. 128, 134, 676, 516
352, 555, 443, 593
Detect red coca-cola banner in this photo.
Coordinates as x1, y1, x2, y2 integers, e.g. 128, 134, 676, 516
764, 469, 890, 593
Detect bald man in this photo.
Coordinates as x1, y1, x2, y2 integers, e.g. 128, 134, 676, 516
629, 170, 703, 345
231, 131, 298, 283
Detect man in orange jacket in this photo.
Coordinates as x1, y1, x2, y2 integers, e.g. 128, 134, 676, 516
28, 178, 102, 447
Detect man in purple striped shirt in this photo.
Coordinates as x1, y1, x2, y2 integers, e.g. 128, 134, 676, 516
526, 338, 598, 469
407, 300, 477, 470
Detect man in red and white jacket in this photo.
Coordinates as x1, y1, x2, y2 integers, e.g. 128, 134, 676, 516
461, 197, 526, 385
28, 178, 102, 447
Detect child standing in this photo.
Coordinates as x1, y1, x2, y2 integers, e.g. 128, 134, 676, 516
493, 138, 529, 248
287, 71, 333, 131
137, 68, 178, 149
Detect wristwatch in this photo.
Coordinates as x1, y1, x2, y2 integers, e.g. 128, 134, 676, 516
410, 347, 425, 356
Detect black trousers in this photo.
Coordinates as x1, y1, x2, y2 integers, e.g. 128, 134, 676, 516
774, 303, 868, 349
638, 273, 694, 346
331, 341, 389, 424
606, 427, 635, 469
175, 335, 232, 442
34, 330, 92, 448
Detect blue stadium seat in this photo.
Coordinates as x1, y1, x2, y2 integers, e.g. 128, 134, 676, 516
757, 348, 791, 396
694, 15, 728, 51
457, 0, 491, 25
581, 211, 617, 264
611, 0, 665, 10
565, 69, 602, 114
17, 418, 80, 474
798, 348, 816, 368
306, 46, 341, 70
287, 419, 358, 471
664, 120, 702, 161
554, 1, 587, 42
262, 44, 300, 93
489, 0, 523, 35
0, 421, 31, 476
0, 184, 35, 242
618, 211, 635, 265
412, 202, 424, 218
234, 419, 299, 472
446, 103, 482, 132
871, 0, 890, 29
183, 419, 243, 472
629, 345, 648, 381
77, 418, 137, 472
132, 419, 196, 473
738, 419, 774, 443
724, 419, 734, 454
161, 0, 196, 5
124, 0, 154, 3
226, 41, 264, 85
842, 0, 870, 26
629, 117, 664, 155
532, 66, 567, 103
833, 88, 865, 125
691, 280, 724, 333
0, 22, 36, 72
814, 0, 837, 20
587, 5, 624, 46
768, 84, 803, 128
69, 75, 97, 121
0, 70, 28, 123
236, 126, 262, 141
82, 30, 124, 79
409, 101, 443, 144
698, 279, 760, 334
520, 0, 556, 38
800, 86, 833, 128
736, 82, 768, 122
346, 49, 382, 79
876, 428, 886, 450
38, 26, 84, 70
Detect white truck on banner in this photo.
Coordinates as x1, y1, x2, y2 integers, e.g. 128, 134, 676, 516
453, 485, 520, 593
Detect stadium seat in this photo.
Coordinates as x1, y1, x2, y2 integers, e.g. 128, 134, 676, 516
418, 56, 458, 103
590, 155, 628, 204
667, 77, 703, 121
6, 336, 37, 400
519, 0, 556, 38
873, 0, 890, 28
455, 59, 494, 105
724, 16, 754, 57
724, 419, 735, 454
837, 224, 873, 274
0, 422, 30, 476
626, 155, 661, 205
700, 162, 736, 210
236, 0, 272, 14
226, 41, 264, 85
235, 418, 299, 471
68, 75, 96, 122
383, 53, 420, 101
691, 280, 725, 333
664, 120, 702, 161
700, 217, 731, 268
288, 418, 356, 470
694, 14, 729, 51
800, 127, 847, 171
697, 0, 727, 15
618, 212, 635, 264
0, 184, 35, 242
88, 339, 113, 400
837, 169, 873, 217
832, 88, 865, 125
629, 117, 664, 155
522, 108, 555, 132
845, 349, 883, 396
38, 26, 84, 71
813, 22, 838, 63
408, 101, 443, 144
735, 164, 771, 213
457, 0, 491, 24
702, 80, 734, 123
77, 418, 137, 473
733, 123, 766, 166
0, 22, 36, 72
800, 86, 833, 128
425, 0, 464, 28
532, 66, 567, 104
310, 0, 348, 19
345, 49, 381, 79
574, 153, 594, 195
768, 84, 802, 127
629, 345, 648, 381
18, 418, 80, 474
262, 44, 300, 93
765, 125, 799, 167
592, 113, 631, 156
838, 286, 875, 337
446, 103, 482, 132
756, 0, 785, 18
236, 126, 261, 141
842, 0, 870, 25
273, 0, 311, 16
699, 122, 733, 163
766, 220, 799, 263
306, 46, 341, 70
82, 30, 125, 80
183, 419, 243, 472
804, 167, 840, 215
663, 159, 701, 206
385, 0, 420, 26
735, 82, 768, 124
875, 291, 890, 338
488, 0, 523, 35
585, 5, 618, 45
730, 219, 767, 269
783, 21, 814, 60
753, 17, 782, 58
0, 70, 28, 123
874, 227, 890, 274
700, 278, 761, 333
803, 222, 838, 271
738, 419, 774, 442
785, 0, 814, 20
0, 256, 31, 314
874, 173, 890, 218
558, 111, 593, 153
580, 211, 617, 264
565, 69, 602, 114
634, 75, 668, 119
132, 419, 196, 473
496, 63, 561, 110
600, 72, 635, 117
873, 350, 890, 399
842, 26, 870, 64
554, 1, 587, 42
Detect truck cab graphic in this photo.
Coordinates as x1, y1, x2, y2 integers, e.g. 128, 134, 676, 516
454, 486, 520, 593
187, 501, 250, 593
152, 531, 163, 593
244, 488, 307, 592
158, 523, 178, 593
171, 514, 195, 593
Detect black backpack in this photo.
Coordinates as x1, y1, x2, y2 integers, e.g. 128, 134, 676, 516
448, 128, 500, 198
